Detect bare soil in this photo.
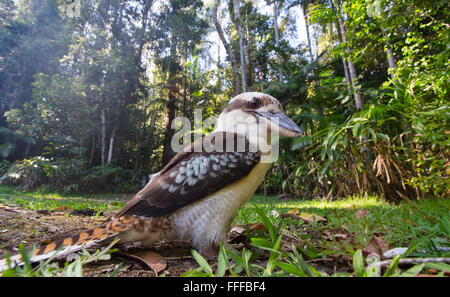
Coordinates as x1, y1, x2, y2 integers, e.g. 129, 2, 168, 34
0, 205, 201, 276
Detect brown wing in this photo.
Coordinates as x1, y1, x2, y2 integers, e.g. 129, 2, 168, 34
115, 132, 260, 218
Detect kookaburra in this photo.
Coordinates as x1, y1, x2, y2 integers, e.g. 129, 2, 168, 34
0, 92, 302, 270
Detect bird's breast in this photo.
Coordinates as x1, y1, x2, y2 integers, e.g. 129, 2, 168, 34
170, 161, 271, 247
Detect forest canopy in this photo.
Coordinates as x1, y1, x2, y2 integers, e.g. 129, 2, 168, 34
0, 0, 448, 201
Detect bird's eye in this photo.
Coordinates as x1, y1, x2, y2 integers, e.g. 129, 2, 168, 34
248, 97, 261, 109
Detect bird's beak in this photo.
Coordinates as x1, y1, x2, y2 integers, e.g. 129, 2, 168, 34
253, 111, 303, 137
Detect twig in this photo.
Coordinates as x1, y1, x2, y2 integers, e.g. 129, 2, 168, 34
163, 256, 193, 260
280, 230, 301, 242
306, 258, 334, 263
376, 257, 450, 268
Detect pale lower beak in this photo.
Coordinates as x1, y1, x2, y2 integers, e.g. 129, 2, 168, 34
253, 111, 303, 137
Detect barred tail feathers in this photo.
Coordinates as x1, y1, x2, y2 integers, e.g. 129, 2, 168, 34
0, 215, 150, 272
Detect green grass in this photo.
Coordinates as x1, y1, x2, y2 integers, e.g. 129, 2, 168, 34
1, 185, 449, 276
237, 194, 450, 257
0, 185, 127, 212
185, 195, 449, 277
1, 185, 448, 253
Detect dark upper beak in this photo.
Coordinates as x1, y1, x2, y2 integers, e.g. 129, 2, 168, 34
253, 111, 303, 137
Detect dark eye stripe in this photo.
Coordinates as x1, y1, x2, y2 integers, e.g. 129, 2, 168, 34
248, 97, 262, 109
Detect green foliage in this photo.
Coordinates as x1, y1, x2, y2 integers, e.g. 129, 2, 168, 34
0, 0, 448, 199
1, 156, 138, 193
0, 160, 10, 175
260, 0, 449, 201
0, 185, 127, 212
184, 197, 449, 277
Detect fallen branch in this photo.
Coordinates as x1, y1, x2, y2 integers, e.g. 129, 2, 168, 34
376, 257, 450, 268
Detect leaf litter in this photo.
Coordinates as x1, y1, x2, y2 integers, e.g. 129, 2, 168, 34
0, 204, 445, 277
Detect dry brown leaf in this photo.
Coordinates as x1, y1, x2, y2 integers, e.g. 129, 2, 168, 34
229, 225, 246, 235
362, 242, 379, 257
126, 251, 167, 276
229, 223, 266, 236
0, 205, 27, 214
281, 213, 302, 220
363, 236, 389, 257
300, 212, 326, 223
288, 208, 299, 215
249, 222, 266, 232
355, 209, 367, 219
334, 233, 348, 241
282, 211, 326, 223
373, 236, 389, 254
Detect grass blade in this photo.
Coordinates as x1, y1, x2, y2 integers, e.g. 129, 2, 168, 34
191, 250, 213, 275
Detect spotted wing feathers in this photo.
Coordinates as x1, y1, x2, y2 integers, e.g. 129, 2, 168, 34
115, 132, 261, 218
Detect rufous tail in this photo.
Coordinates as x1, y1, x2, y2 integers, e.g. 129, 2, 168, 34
0, 215, 149, 272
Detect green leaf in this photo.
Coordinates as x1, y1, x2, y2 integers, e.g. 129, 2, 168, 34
1, 268, 16, 277
254, 208, 277, 244
292, 247, 321, 277
18, 244, 35, 272
191, 250, 213, 275
180, 270, 212, 277
219, 244, 239, 276
275, 262, 308, 277
226, 250, 245, 274
250, 237, 272, 249
425, 262, 450, 273
383, 255, 401, 276
241, 248, 253, 277
291, 136, 313, 150
399, 263, 424, 277
109, 263, 124, 277
353, 249, 365, 277
216, 245, 227, 277
263, 235, 282, 276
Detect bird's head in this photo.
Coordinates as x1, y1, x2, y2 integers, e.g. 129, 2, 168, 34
215, 92, 303, 140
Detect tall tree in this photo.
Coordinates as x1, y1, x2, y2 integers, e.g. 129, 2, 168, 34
211, 0, 241, 95
151, 0, 208, 165
335, 19, 353, 101
333, 0, 363, 110
288, 0, 314, 61
273, 0, 283, 81
233, 0, 247, 92
301, 0, 314, 61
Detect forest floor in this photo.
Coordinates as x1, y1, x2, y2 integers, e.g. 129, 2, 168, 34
0, 185, 449, 277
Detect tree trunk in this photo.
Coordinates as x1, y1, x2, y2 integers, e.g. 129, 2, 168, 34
233, 0, 247, 92
183, 48, 187, 116
273, 0, 283, 81
335, 21, 353, 101
107, 124, 117, 164
341, 56, 353, 99
89, 129, 95, 164
100, 108, 106, 166
211, 0, 241, 95
385, 39, 396, 79
301, 2, 314, 61
162, 38, 178, 166
337, 15, 363, 110
137, 0, 154, 66
244, 21, 253, 88
162, 98, 176, 166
